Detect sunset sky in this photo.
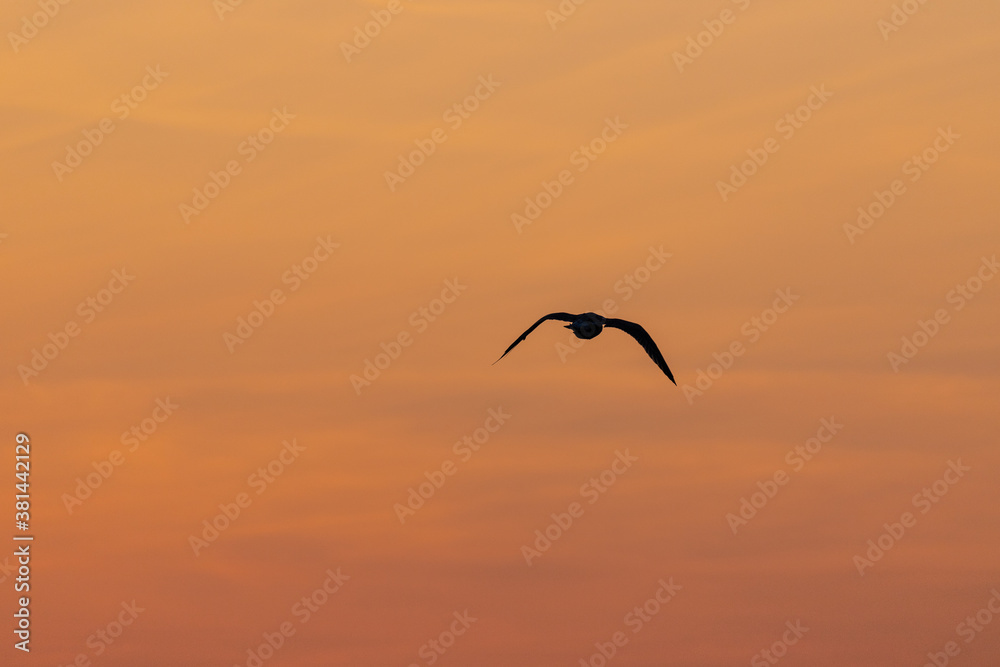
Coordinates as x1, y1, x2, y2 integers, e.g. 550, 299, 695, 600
2, 0, 999, 665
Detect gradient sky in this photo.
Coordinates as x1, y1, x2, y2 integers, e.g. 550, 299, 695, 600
2, 0, 999, 665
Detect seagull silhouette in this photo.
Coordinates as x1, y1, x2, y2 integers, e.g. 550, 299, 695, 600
494, 312, 676, 384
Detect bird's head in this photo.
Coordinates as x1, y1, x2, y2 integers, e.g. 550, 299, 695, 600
566, 317, 602, 340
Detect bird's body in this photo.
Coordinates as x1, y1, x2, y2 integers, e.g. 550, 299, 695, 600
565, 312, 604, 340
494, 311, 676, 384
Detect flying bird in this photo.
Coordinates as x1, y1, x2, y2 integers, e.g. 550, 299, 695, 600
494, 312, 676, 384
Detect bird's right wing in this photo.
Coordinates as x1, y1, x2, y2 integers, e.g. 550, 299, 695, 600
493, 313, 577, 365
604, 318, 676, 384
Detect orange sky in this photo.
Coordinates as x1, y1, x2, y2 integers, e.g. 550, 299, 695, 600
2, 0, 999, 665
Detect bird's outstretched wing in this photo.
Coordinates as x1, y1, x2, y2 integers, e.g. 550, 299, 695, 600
493, 312, 578, 365
604, 318, 676, 384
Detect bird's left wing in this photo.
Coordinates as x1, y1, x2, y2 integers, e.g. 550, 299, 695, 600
493, 312, 577, 365
604, 318, 676, 384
